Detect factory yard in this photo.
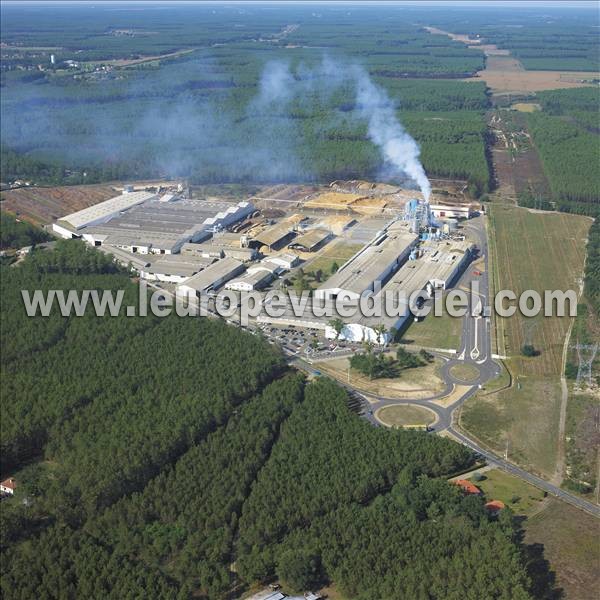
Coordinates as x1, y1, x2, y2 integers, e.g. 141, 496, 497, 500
15, 174, 596, 504
41, 178, 478, 351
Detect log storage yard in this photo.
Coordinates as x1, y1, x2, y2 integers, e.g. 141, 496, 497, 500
1, 2, 598, 600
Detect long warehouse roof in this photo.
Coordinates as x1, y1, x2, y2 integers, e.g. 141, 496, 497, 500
61, 191, 156, 229
178, 257, 244, 293
253, 222, 294, 247
288, 228, 331, 251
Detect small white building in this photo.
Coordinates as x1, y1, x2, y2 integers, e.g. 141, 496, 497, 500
430, 204, 474, 220
225, 269, 273, 292
268, 252, 300, 270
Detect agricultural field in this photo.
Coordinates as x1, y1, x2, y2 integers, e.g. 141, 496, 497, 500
429, 9, 599, 72
461, 204, 592, 479
401, 301, 463, 351
489, 205, 590, 376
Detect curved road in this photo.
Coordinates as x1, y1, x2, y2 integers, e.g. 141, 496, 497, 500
291, 215, 600, 518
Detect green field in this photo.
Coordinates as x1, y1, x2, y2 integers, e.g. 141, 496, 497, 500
462, 205, 592, 478
401, 305, 463, 351
489, 205, 590, 377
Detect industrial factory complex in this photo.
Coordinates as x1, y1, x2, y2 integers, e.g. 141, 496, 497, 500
51, 183, 477, 344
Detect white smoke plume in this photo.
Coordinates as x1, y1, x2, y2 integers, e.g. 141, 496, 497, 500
353, 67, 431, 201
255, 58, 432, 200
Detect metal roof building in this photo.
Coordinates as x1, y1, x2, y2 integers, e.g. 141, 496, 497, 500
66, 199, 254, 255
252, 222, 296, 250
140, 255, 216, 284
58, 191, 157, 230
288, 228, 332, 252
225, 269, 274, 291
177, 258, 245, 297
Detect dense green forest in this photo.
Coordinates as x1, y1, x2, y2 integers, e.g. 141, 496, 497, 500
526, 112, 599, 212
0, 213, 51, 249
1, 4, 493, 192
585, 218, 600, 317
0, 241, 549, 598
511, 89, 599, 217
430, 9, 599, 72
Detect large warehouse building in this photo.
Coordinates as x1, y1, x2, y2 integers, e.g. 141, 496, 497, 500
256, 225, 473, 344
53, 194, 255, 256
53, 191, 158, 238
176, 258, 245, 298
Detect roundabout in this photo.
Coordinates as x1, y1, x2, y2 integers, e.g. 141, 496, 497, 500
448, 362, 481, 383
376, 404, 438, 429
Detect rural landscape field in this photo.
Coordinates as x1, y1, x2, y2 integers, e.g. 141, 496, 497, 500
0, 2, 598, 599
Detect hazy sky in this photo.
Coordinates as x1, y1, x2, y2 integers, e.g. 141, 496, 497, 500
2, 0, 598, 6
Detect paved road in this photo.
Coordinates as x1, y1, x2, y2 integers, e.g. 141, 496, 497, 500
291, 215, 600, 518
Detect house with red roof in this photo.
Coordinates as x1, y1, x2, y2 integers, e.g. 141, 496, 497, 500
485, 499, 506, 515
0, 477, 16, 496
453, 479, 482, 495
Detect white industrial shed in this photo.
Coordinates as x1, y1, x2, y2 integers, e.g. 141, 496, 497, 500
323, 239, 474, 344
225, 269, 273, 291
429, 204, 474, 219
54, 191, 157, 233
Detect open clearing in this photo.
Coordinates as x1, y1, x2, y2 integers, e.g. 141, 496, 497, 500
473, 68, 600, 94
314, 355, 446, 399
511, 103, 541, 113
376, 405, 436, 428
524, 499, 600, 600
426, 24, 598, 93
461, 363, 563, 479
471, 468, 546, 516
489, 204, 590, 376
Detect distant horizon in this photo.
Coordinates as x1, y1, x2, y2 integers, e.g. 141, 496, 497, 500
2, 0, 598, 8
